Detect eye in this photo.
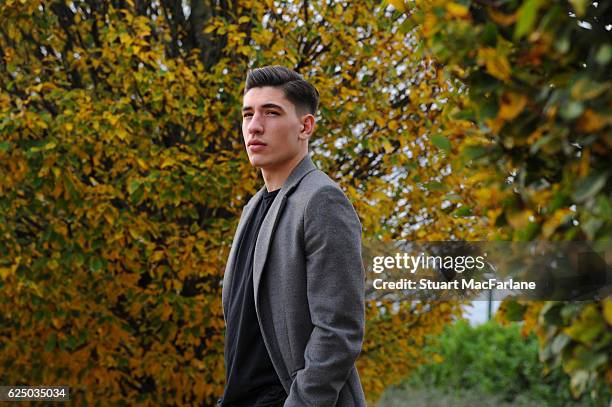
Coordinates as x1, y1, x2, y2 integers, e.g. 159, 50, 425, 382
243, 113, 253, 118
266, 111, 279, 115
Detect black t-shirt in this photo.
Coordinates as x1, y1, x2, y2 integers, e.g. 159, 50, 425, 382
221, 188, 287, 407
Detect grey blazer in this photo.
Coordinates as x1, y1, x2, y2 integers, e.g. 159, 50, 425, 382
222, 154, 367, 406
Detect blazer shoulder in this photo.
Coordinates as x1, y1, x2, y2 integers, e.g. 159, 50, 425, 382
295, 170, 357, 216
297, 169, 344, 197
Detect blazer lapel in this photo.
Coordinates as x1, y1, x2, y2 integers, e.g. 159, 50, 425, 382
222, 186, 266, 318
253, 155, 318, 309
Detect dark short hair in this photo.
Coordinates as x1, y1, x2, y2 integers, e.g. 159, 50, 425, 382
244, 65, 319, 117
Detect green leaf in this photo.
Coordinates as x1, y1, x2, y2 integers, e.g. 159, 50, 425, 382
576, 350, 607, 371
571, 78, 609, 101
481, 23, 498, 47
73, 252, 85, 267
63, 175, 79, 200
0, 141, 10, 152
582, 217, 603, 240
541, 302, 564, 325
559, 100, 584, 120
594, 195, 611, 218
453, 109, 475, 121
443, 193, 462, 201
424, 181, 446, 191
452, 206, 473, 217
128, 180, 142, 195
595, 44, 612, 65
131, 185, 144, 204
430, 134, 451, 151
564, 305, 605, 345
45, 332, 57, 352
572, 172, 607, 203
67, 335, 77, 350
89, 256, 102, 272
462, 145, 487, 160
399, 19, 418, 34
515, 0, 543, 40
504, 299, 527, 321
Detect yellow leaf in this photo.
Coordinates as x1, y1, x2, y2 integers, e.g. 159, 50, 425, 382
577, 109, 608, 133
161, 305, 172, 321
253, 28, 273, 46
103, 211, 115, 225
51, 317, 63, 329
603, 299, 612, 326
478, 48, 511, 81
119, 33, 132, 45
498, 92, 527, 120
161, 157, 175, 168
116, 128, 128, 140
488, 56, 511, 81
151, 250, 165, 262
0, 267, 13, 280
542, 209, 572, 238
136, 158, 149, 170
446, 3, 469, 18
484, 117, 504, 134
506, 209, 535, 229
488, 9, 517, 26
432, 353, 444, 363
389, 0, 407, 12
383, 140, 394, 153
422, 12, 439, 37
107, 115, 119, 126
579, 147, 590, 177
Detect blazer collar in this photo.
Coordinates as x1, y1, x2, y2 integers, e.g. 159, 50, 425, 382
252, 154, 317, 307
250, 153, 317, 204
277, 153, 317, 197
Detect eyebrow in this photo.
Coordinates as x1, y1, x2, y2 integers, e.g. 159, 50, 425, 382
241, 103, 286, 113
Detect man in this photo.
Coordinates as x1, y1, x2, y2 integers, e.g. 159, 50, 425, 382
219, 65, 366, 407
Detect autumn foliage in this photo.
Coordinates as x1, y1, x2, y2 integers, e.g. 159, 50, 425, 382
399, 0, 611, 399
0, 1, 475, 405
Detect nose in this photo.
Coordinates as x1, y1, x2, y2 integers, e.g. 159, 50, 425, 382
247, 113, 264, 135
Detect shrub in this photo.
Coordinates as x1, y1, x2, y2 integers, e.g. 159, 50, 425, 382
401, 319, 609, 406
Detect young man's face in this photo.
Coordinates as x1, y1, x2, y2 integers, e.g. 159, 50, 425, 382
242, 86, 308, 170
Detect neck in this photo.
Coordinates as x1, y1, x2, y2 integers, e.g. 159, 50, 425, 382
260, 152, 307, 192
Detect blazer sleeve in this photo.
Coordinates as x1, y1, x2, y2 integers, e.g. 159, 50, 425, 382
284, 184, 365, 407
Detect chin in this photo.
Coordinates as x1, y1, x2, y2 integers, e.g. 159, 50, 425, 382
248, 156, 268, 168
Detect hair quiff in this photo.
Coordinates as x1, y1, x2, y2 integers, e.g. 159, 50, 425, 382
245, 65, 320, 117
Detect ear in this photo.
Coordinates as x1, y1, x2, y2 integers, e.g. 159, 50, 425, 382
298, 114, 315, 140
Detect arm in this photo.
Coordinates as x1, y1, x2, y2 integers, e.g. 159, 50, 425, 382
284, 185, 365, 406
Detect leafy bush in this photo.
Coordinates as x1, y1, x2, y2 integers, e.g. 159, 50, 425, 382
379, 385, 561, 407
400, 319, 609, 406
399, 0, 612, 397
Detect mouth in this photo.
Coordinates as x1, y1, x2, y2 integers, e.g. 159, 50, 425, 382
247, 139, 267, 147
247, 139, 267, 152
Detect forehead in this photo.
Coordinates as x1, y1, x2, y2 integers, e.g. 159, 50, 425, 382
242, 86, 294, 112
